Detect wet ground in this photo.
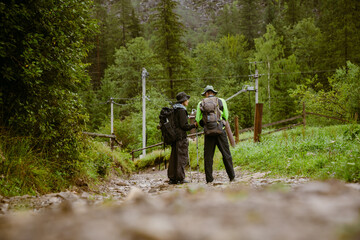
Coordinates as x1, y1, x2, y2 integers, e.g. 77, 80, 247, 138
1, 168, 360, 240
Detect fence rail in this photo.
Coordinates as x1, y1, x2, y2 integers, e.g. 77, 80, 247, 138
130, 131, 205, 161
262, 123, 303, 136
82, 131, 122, 148
262, 115, 302, 128
83, 132, 116, 138
306, 112, 350, 123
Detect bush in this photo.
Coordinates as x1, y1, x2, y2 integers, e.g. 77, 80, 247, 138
134, 149, 170, 171
0, 130, 135, 197
79, 139, 134, 180
0, 132, 66, 196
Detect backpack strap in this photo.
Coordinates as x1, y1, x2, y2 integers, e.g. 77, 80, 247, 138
217, 98, 223, 111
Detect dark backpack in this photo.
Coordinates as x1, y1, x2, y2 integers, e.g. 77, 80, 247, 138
200, 97, 223, 136
159, 107, 177, 145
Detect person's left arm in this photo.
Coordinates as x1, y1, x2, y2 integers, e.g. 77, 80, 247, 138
219, 98, 229, 121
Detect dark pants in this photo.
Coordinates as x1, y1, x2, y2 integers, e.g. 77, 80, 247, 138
168, 138, 189, 182
204, 130, 235, 183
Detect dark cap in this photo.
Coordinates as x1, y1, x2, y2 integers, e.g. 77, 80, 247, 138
176, 92, 190, 103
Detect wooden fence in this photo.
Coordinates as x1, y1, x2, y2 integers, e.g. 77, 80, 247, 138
82, 131, 122, 149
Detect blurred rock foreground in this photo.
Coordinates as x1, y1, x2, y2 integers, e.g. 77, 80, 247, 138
1, 169, 360, 240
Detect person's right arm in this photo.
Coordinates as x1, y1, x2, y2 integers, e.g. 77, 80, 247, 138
178, 109, 195, 131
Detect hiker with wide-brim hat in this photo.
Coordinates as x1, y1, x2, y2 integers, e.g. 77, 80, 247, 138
168, 92, 197, 184
195, 85, 235, 184
201, 85, 218, 96
176, 92, 191, 103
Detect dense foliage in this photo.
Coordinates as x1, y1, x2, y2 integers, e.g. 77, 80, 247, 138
1, 0, 97, 159
0, 0, 102, 195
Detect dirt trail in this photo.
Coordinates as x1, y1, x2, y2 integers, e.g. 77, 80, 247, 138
1, 169, 360, 240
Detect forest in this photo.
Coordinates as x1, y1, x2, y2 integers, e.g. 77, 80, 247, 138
1, 0, 359, 195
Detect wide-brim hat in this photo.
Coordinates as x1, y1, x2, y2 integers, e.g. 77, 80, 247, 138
176, 91, 190, 103
201, 85, 218, 96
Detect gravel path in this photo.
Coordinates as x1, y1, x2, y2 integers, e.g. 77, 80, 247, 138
1, 169, 360, 240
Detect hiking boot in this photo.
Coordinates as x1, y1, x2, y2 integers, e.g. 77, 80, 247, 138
230, 177, 235, 182
178, 179, 190, 184
169, 179, 178, 185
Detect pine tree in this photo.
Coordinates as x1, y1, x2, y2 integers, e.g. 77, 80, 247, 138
113, 0, 141, 47
289, 18, 323, 73
87, 0, 107, 89
238, 0, 263, 49
87, 0, 141, 89
105, 0, 140, 61
150, 0, 189, 99
253, 25, 300, 122
318, 0, 360, 69
216, 3, 240, 37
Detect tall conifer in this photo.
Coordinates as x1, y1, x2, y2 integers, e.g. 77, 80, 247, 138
238, 0, 262, 49
318, 0, 360, 69
150, 0, 188, 99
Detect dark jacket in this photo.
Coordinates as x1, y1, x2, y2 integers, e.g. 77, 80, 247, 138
173, 103, 196, 139
168, 103, 195, 182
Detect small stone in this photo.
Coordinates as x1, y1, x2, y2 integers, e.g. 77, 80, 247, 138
115, 181, 129, 186
0, 203, 9, 214
49, 197, 62, 205
148, 188, 157, 193
213, 182, 223, 186
125, 187, 146, 203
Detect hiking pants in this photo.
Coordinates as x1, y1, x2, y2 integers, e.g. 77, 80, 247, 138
204, 129, 235, 183
168, 138, 189, 182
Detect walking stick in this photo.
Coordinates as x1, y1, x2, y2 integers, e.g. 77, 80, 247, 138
196, 129, 199, 182
188, 150, 192, 182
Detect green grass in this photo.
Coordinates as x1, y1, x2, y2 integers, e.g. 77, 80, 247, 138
0, 136, 62, 196
230, 124, 360, 182
78, 140, 134, 180
0, 132, 135, 197
134, 148, 171, 171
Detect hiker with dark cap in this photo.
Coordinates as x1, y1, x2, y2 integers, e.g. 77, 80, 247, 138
168, 92, 197, 184
195, 85, 235, 183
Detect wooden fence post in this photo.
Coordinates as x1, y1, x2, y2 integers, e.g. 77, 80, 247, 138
254, 103, 263, 143
234, 116, 239, 144
225, 120, 236, 147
